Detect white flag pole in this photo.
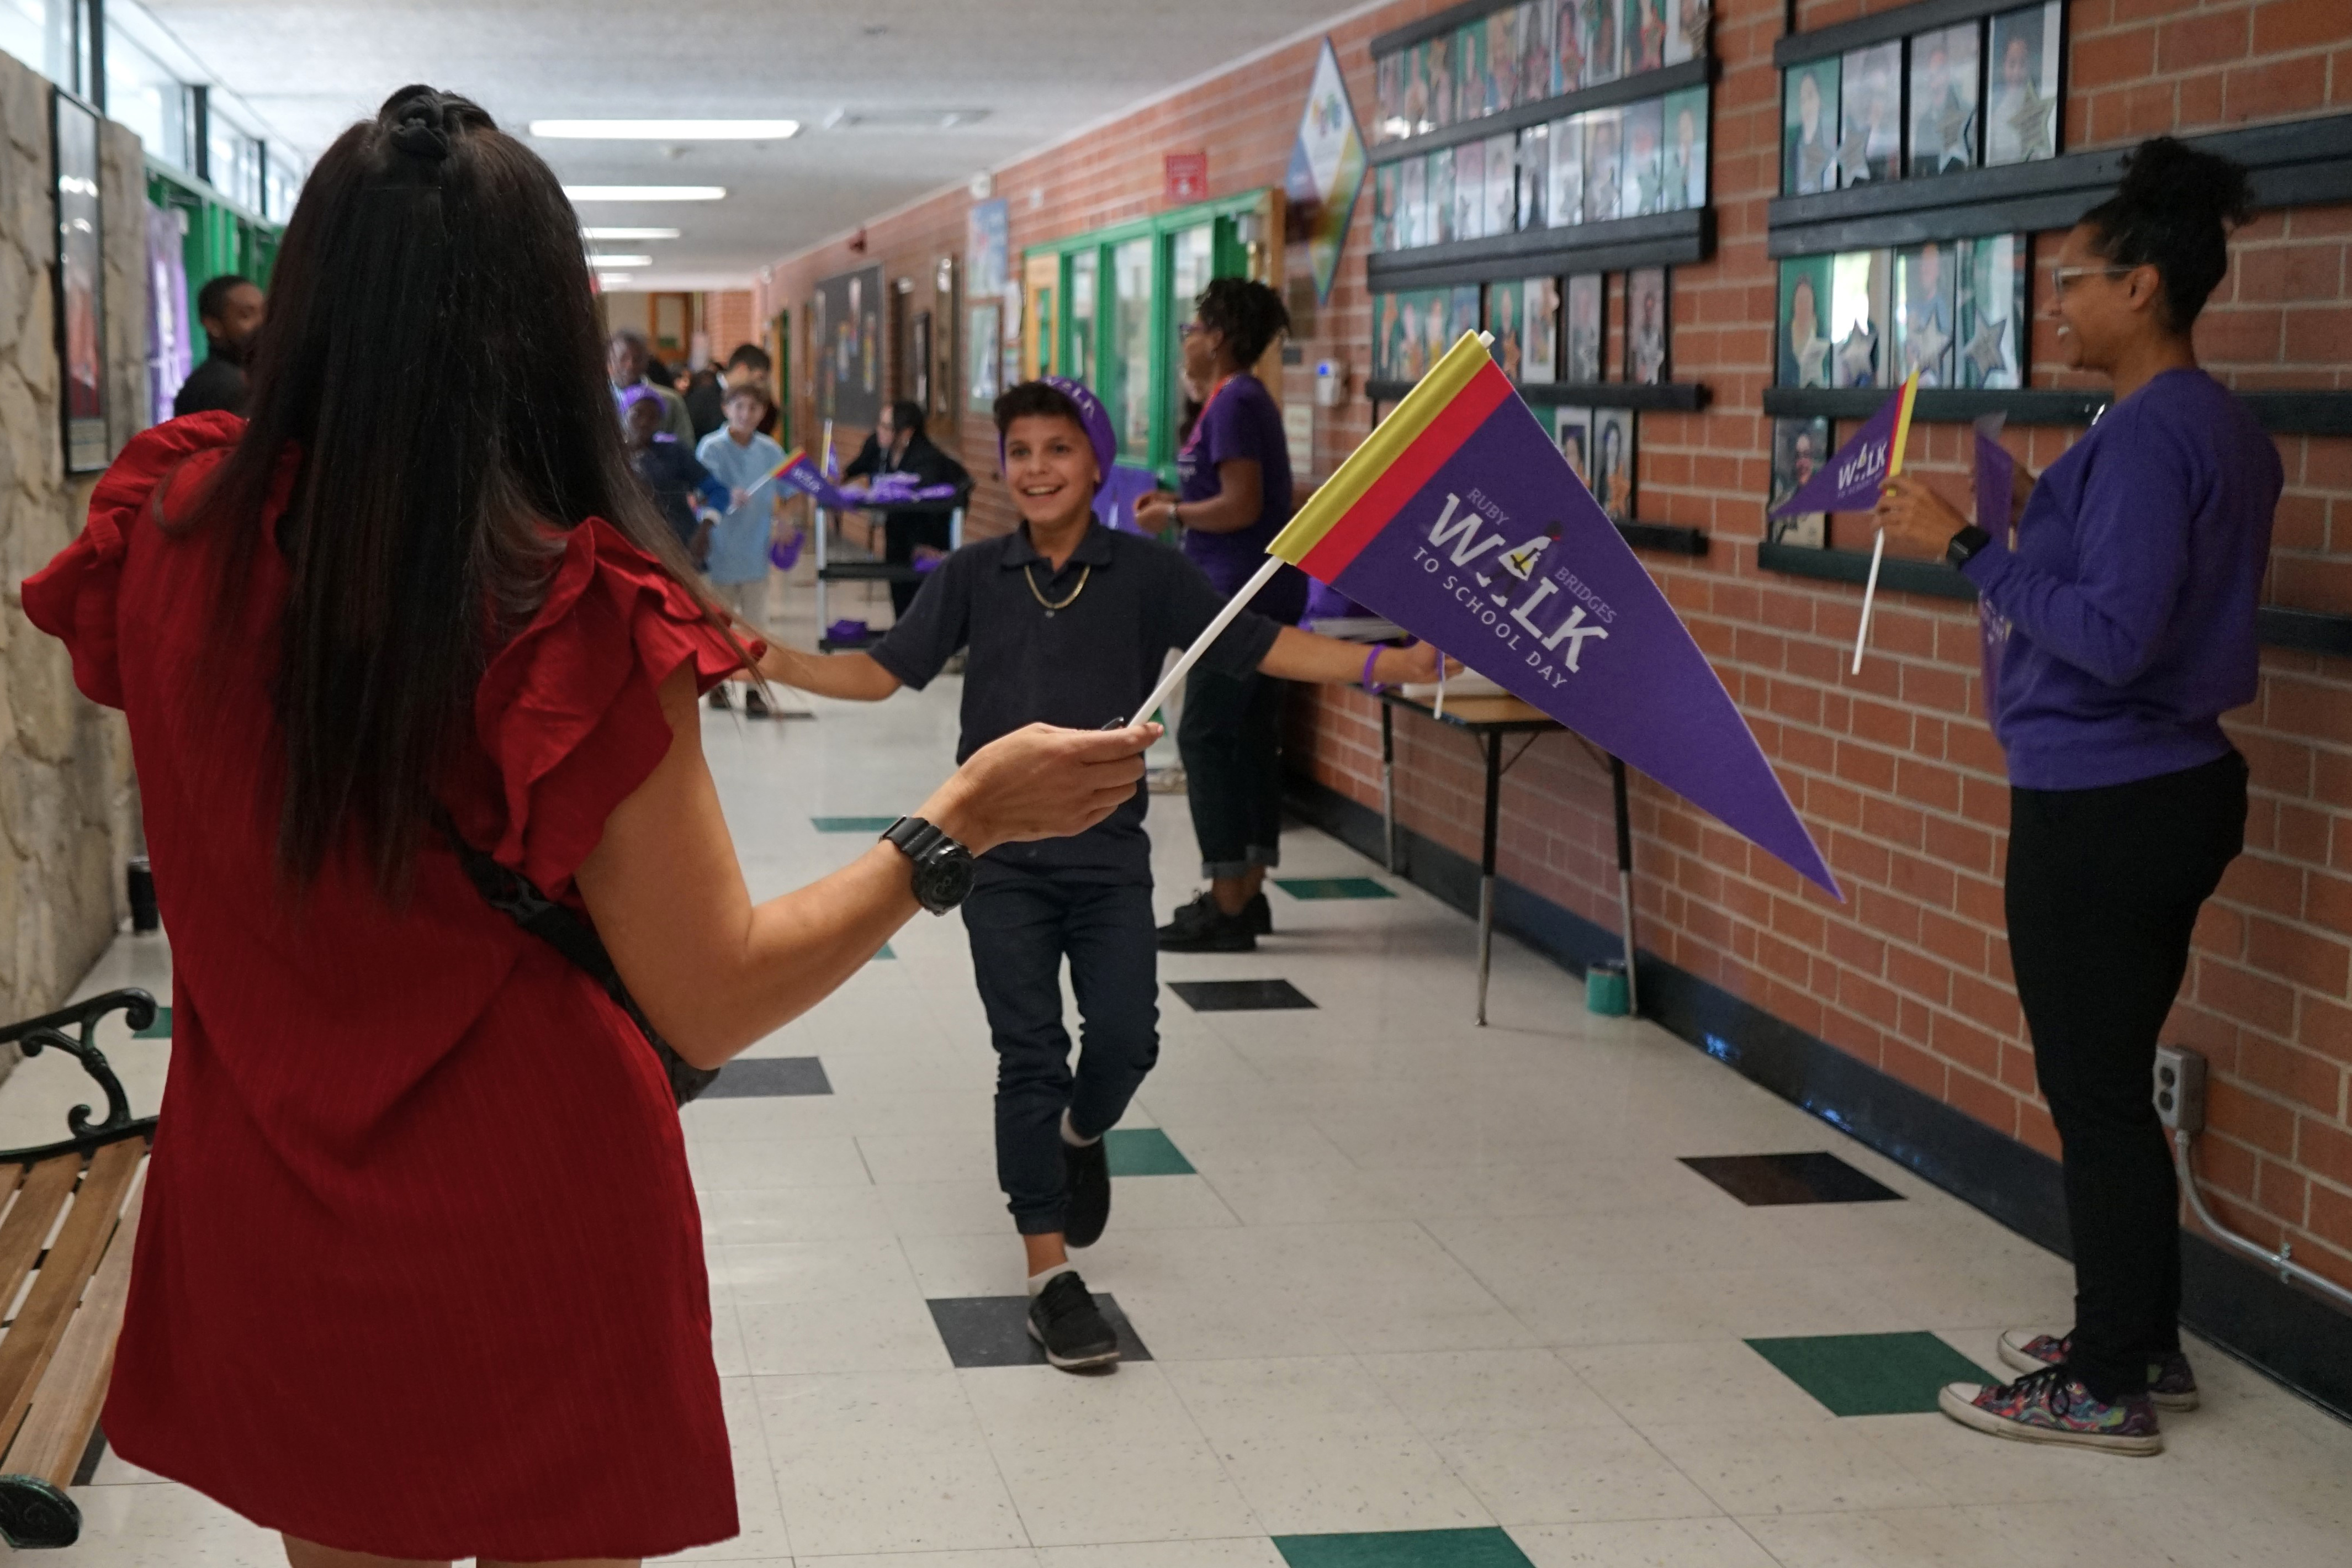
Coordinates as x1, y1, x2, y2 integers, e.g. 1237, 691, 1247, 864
1852, 527, 1886, 675
1125, 554, 1286, 727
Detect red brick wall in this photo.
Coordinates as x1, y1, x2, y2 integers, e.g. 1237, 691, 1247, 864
703, 290, 757, 361
761, 0, 2352, 1289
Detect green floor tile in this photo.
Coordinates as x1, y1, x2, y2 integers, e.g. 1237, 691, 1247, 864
1104, 1126, 1194, 1176
1746, 1331, 1990, 1416
133, 1005, 171, 1039
1274, 1527, 1534, 1568
1274, 876, 1397, 900
872, 943, 895, 961
811, 815, 900, 833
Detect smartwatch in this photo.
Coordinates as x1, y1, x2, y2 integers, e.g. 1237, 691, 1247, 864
1946, 525, 1993, 570
882, 816, 976, 915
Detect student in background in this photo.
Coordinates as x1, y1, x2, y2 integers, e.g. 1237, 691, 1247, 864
696, 383, 788, 716
1137, 278, 1305, 953
1876, 139, 2275, 1456
760, 379, 1443, 1371
841, 400, 972, 617
622, 385, 730, 557
173, 274, 266, 417
608, 327, 697, 444
726, 342, 781, 437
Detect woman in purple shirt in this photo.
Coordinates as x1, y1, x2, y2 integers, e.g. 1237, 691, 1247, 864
1877, 139, 2277, 1456
1139, 278, 1307, 951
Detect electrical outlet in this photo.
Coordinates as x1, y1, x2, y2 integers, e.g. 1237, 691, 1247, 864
2153, 1044, 2207, 1134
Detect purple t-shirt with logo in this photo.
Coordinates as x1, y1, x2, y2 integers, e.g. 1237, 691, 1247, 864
1178, 374, 1308, 624
1958, 369, 2281, 791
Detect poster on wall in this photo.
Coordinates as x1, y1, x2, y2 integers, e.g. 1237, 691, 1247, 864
967, 300, 1002, 412
145, 202, 192, 425
55, 91, 106, 473
813, 264, 884, 427
966, 198, 1010, 304
1285, 38, 1368, 305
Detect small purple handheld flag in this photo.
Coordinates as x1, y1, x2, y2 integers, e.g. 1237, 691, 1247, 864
1770, 375, 1921, 519
1269, 333, 1840, 898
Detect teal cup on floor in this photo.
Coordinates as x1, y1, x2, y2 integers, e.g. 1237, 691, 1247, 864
1586, 958, 1629, 1016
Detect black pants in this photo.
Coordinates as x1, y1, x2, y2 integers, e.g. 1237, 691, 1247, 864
2005, 750, 2247, 1401
883, 508, 954, 616
962, 873, 1161, 1235
1178, 666, 1286, 878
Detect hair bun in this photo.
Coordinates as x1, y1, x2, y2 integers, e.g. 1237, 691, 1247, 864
383, 86, 454, 162
2120, 135, 2250, 230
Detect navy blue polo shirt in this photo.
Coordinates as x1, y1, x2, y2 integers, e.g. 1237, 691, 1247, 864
868, 519, 1281, 881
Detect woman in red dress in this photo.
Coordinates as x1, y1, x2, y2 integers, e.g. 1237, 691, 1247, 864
22, 87, 1152, 1568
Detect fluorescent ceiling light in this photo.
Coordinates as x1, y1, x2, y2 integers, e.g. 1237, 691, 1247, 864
581, 226, 680, 241
589, 254, 654, 267
534, 119, 798, 140
563, 186, 727, 202
597, 273, 635, 289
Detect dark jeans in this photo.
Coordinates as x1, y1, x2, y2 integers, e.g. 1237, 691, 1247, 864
884, 508, 954, 616
2006, 750, 2247, 1401
962, 873, 1161, 1235
1178, 666, 1286, 878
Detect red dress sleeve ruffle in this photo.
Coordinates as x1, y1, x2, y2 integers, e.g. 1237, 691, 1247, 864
20, 412, 246, 708
470, 516, 755, 893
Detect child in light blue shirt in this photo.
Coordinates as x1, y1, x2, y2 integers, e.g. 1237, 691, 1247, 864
695, 385, 788, 712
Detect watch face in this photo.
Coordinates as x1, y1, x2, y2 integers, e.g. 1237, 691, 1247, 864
921, 847, 977, 909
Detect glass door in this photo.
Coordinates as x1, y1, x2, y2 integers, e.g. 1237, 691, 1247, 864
1023, 253, 1060, 380
1108, 237, 1154, 462
1066, 250, 1098, 389
1167, 224, 1216, 454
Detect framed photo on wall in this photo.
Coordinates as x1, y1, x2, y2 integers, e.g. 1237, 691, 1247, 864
1777, 255, 1833, 388
1566, 273, 1604, 382
1958, 234, 2028, 388
1895, 240, 1957, 386
1517, 123, 1549, 230
1837, 41, 1901, 186
1661, 86, 1707, 211
1783, 56, 1839, 194
1454, 139, 1486, 241
1484, 131, 1517, 235
1987, 2, 2062, 166
1591, 407, 1635, 523
1523, 277, 1561, 384
1625, 266, 1668, 384
1485, 279, 1526, 379
1909, 22, 1981, 175
1768, 417, 1831, 548
54, 89, 106, 474
1620, 97, 1665, 217
1555, 406, 1592, 492
1829, 249, 1890, 388
1582, 108, 1624, 221
1546, 115, 1583, 227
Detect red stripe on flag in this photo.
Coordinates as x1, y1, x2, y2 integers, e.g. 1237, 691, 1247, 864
1300, 364, 1514, 581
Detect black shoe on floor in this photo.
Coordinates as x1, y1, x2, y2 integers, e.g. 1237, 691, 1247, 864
744, 687, 771, 719
1157, 890, 1256, 952
1243, 891, 1273, 936
1064, 1136, 1111, 1248
708, 686, 732, 711
1027, 1271, 1120, 1370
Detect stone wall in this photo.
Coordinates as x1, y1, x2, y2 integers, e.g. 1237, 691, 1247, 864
0, 44, 147, 1030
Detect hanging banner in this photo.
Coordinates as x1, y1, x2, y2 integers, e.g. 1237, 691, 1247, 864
1284, 38, 1369, 305
1269, 332, 1839, 898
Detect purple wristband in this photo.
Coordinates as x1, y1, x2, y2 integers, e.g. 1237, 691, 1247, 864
1362, 646, 1384, 692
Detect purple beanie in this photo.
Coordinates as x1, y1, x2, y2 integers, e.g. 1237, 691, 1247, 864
1000, 375, 1119, 496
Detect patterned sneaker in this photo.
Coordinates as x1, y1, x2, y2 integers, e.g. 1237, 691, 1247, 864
1998, 1331, 2200, 1412
1938, 1365, 2163, 1455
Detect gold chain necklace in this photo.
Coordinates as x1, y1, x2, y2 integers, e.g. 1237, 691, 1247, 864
1024, 563, 1089, 616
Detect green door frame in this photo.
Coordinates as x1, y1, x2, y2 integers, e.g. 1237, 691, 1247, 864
147, 158, 283, 368
1023, 188, 1267, 480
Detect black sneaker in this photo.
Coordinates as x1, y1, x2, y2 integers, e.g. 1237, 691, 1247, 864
744, 686, 771, 720
708, 686, 733, 711
1243, 891, 1273, 936
1027, 1271, 1120, 1370
1064, 1135, 1111, 1248
1157, 890, 1255, 952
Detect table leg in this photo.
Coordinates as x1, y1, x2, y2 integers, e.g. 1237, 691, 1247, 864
1380, 702, 1399, 873
1611, 755, 1639, 1016
1477, 729, 1501, 1026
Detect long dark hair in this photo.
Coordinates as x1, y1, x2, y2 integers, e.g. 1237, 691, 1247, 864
2080, 136, 2252, 333
181, 85, 734, 894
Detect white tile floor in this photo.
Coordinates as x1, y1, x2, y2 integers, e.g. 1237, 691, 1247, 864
12, 617, 2352, 1566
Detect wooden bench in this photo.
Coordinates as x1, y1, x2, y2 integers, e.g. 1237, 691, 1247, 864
0, 990, 159, 1549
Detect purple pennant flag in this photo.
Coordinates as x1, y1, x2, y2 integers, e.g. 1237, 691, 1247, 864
1769, 376, 1921, 519
1973, 412, 2013, 536
1096, 464, 1164, 534
764, 448, 960, 512
1272, 343, 1840, 898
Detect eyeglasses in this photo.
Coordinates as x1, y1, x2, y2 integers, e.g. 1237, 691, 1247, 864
1178, 320, 1205, 338
2052, 264, 2137, 298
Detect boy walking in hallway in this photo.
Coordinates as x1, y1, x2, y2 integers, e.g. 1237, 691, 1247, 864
757, 378, 1442, 1368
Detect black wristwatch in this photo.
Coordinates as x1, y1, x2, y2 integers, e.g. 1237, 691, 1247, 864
1946, 525, 1993, 570
882, 816, 976, 915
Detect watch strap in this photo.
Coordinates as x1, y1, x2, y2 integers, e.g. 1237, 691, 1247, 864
1946, 525, 1993, 569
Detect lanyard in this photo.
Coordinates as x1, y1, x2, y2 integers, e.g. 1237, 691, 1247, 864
1180, 375, 1237, 457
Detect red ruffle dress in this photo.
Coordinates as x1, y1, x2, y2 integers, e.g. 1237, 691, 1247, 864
22, 414, 744, 1559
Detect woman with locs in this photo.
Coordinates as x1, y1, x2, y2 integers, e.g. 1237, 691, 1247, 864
22, 87, 1154, 1565
1875, 136, 2279, 1456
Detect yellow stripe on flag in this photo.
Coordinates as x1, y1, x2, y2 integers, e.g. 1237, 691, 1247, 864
1269, 332, 1495, 566
1885, 372, 1921, 479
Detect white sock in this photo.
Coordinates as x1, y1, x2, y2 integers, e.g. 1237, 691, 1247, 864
1061, 1109, 1100, 1147
1027, 1263, 1076, 1296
